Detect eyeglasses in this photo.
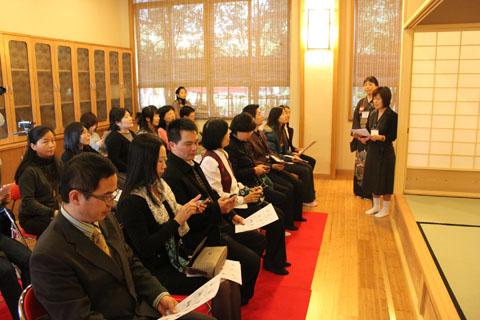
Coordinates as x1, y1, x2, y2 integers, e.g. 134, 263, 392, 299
80, 189, 120, 204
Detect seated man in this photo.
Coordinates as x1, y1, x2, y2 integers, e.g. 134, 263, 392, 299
30, 153, 214, 320
163, 118, 266, 305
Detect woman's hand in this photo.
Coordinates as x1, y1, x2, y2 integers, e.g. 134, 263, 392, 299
174, 194, 203, 225
232, 214, 245, 225
157, 295, 178, 316
254, 165, 269, 176
243, 188, 262, 204
359, 136, 369, 144
271, 163, 285, 171
218, 195, 236, 214
370, 135, 385, 142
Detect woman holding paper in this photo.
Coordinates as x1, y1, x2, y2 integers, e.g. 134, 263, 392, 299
361, 86, 398, 218
351, 76, 378, 198
201, 118, 289, 275
280, 105, 316, 170
117, 133, 241, 320
264, 107, 317, 207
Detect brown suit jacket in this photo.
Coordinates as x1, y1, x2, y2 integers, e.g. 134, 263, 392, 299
30, 212, 166, 320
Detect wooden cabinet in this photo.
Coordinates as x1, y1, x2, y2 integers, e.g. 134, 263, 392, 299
0, 32, 135, 148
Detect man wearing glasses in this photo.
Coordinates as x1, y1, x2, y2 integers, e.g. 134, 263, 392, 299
30, 153, 214, 320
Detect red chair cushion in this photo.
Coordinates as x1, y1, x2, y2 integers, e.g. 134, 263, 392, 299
8, 183, 21, 201
23, 287, 48, 320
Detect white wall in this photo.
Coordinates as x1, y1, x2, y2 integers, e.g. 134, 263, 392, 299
0, 0, 130, 48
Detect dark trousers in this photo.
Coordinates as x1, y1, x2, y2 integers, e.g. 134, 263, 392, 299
0, 235, 31, 320
285, 162, 316, 202
300, 153, 316, 170
263, 185, 296, 228
269, 170, 304, 220
236, 203, 287, 269
20, 215, 51, 237
227, 230, 265, 305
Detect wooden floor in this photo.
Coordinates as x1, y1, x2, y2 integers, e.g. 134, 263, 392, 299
305, 173, 418, 320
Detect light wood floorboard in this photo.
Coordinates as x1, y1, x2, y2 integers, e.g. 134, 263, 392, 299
306, 173, 417, 320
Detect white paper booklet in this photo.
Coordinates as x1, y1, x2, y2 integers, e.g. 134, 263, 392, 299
235, 203, 279, 233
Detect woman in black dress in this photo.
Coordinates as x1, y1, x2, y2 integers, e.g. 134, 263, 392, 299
351, 76, 378, 199
361, 87, 398, 218
61, 122, 98, 163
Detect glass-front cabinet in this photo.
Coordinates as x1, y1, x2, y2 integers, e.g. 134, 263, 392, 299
0, 33, 135, 147
5, 37, 36, 139
76, 47, 93, 116
56, 45, 76, 128
109, 51, 121, 109
94, 49, 107, 123
33, 41, 57, 131
121, 52, 133, 110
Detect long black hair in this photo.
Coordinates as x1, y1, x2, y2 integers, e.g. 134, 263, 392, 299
14, 125, 61, 183
123, 133, 165, 204
158, 105, 175, 130
267, 107, 287, 146
63, 122, 86, 155
109, 107, 130, 131
137, 105, 159, 133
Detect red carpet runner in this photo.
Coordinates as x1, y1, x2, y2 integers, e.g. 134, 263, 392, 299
242, 211, 328, 320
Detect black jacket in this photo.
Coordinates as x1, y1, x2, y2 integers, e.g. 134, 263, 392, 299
225, 135, 262, 187
105, 130, 136, 173
162, 153, 228, 249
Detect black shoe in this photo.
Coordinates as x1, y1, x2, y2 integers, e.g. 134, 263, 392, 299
284, 261, 292, 267
263, 263, 289, 275
285, 224, 298, 231
295, 217, 307, 222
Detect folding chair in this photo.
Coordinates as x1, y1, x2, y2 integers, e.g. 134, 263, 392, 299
18, 285, 49, 320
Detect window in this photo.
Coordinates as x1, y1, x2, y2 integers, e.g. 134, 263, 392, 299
351, 0, 402, 118
134, 0, 290, 118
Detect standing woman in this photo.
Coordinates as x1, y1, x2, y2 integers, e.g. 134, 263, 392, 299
172, 86, 193, 118
157, 105, 176, 150
351, 76, 378, 198
117, 134, 241, 320
362, 86, 398, 218
136, 105, 160, 135
105, 107, 135, 187
61, 122, 98, 163
14, 126, 62, 236
264, 107, 317, 207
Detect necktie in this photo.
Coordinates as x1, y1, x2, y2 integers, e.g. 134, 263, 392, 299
192, 165, 210, 196
92, 227, 111, 257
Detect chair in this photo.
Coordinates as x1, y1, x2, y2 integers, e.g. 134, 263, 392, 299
18, 285, 49, 320
6, 183, 37, 245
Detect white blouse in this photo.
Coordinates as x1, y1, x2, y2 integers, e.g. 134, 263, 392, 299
200, 149, 247, 208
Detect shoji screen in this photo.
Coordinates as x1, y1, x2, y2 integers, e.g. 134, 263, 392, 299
408, 30, 480, 170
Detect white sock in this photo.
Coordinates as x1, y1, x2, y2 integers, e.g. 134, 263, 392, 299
375, 200, 390, 217
365, 197, 381, 214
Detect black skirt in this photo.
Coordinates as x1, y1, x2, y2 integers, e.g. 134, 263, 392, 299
363, 142, 395, 195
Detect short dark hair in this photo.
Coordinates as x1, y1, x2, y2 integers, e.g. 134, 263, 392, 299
363, 76, 379, 86
64, 122, 86, 155
242, 104, 259, 118
109, 107, 130, 131
60, 153, 117, 203
202, 119, 229, 150
80, 112, 98, 130
230, 112, 256, 134
123, 134, 165, 202
158, 105, 175, 129
372, 86, 392, 108
167, 118, 198, 143
180, 105, 195, 118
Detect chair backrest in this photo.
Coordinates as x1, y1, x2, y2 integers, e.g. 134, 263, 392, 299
9, 183, 21, 201
18, 285, 49, 320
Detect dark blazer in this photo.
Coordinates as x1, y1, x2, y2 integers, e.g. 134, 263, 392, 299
225, 135, 263, 187
105, 130, 136, 172
30, 213, 165, 320
162, 153, 226, 249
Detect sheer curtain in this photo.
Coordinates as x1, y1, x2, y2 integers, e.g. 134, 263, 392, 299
351, 0, 402, 117
134, 0, 290, 118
